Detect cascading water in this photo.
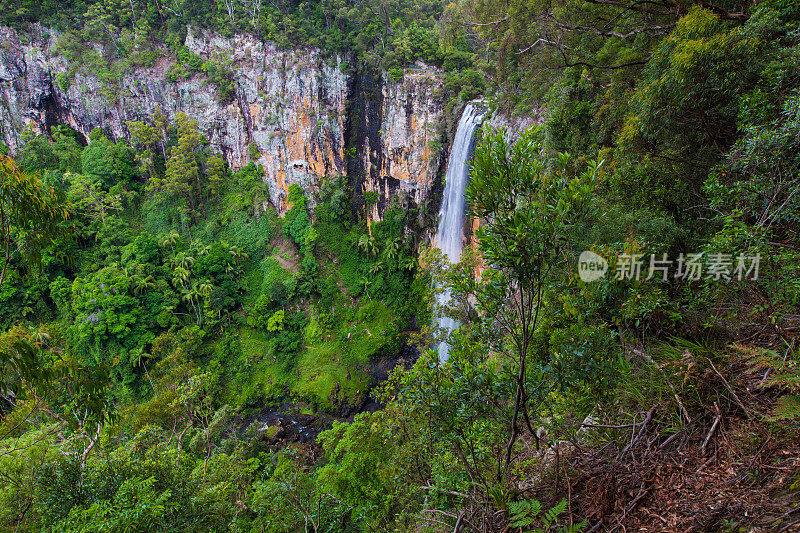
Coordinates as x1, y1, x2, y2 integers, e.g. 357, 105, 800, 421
434, 103, 486, 362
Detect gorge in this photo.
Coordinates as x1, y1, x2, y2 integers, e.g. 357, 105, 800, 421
1, 0, 796, 528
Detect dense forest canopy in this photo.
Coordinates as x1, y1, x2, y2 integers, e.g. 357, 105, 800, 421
1, 0, 800, 530
0, 0, 449, 73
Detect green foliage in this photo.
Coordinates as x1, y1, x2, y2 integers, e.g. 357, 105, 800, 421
616, 7, 791, 219
509, 498, 584, 533
251, 450, 348, 532
0, 155, 69, 286
52, 126, 84, 174
0, 324, 53, 389
247, 141, 260, 161
201, 55, 237, 103
70, 262, 176, 357
49, 277, 72, 316
317, 411, 397, 525
363, 190, 380, 208
267, 309, 284, 331
53, 475, 174, 532
19, 135, 58, 173
56, 71, 70, 91
12, 4, 800, 530
283, 184, 313, 251
81, 131, 136, 188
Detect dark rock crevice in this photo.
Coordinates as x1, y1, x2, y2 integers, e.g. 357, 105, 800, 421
343, 62, 384, 217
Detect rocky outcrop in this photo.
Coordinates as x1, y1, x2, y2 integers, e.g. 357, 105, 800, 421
483, 108, 543, 141
361, 67, 446, 221
0, 25, 447, 219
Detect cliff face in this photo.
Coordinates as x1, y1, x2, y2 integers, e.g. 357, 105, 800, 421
484, 111, 543, 142
362, 68, 445, 221
0, 25, 446, 219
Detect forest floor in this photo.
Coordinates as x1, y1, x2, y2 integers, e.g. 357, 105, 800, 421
522, 344, 800, 532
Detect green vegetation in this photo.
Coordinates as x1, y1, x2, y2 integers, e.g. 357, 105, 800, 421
0, 105, 427, 528
3, 0, 460, 104
1, 0, 800, 531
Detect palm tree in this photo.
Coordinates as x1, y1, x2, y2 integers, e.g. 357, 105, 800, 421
222, 243, 249, 270
369, 262, 384, 276
172, 253, 194, 271
160, 230, 180, 254
130, 347, 155, 391
196, 280, 214, 298
357, 234, 376, 256
190, 239, 211, 257
357, 234, 369, 254
228, 244, 248, 264
182, 288, 202, 325
173, 266, 190, 291
187, 281, 214, 325
383, 237, 401, 267
133, 274, 155, 296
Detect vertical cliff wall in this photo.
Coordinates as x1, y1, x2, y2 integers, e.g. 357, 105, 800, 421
361, 67, 445, 223
0, 25, 447, 220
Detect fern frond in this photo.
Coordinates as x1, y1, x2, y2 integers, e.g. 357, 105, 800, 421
544, 498, 568, 525
561, 520, 588, 533
740, 344, 800, 392
767, 394, 800, 421
509, 501, 536, 527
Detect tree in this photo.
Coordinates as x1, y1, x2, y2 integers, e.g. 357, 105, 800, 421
52, 126, 84, 174
465, 127, 597, 479
19, 135, 58, 173
0, 155, 69, 287
357, 233, 376, 256
81, 130, 136, 187
127, 119, 161, 180
159, 230, 180, 254
206, 155, 227, 199
252, 448, 347, 532
65, 172, 127, 238
616, 6, 783, 219
151, 112, 207, 222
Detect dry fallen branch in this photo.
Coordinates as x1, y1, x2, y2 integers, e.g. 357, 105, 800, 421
706, 357, 751, 419
701, 403, 722, 456
618, 405, 655, 459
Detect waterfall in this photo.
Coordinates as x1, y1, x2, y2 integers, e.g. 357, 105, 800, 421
434, 103, 485, 362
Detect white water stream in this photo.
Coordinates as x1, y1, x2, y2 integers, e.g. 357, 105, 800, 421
434, 103, 485, 362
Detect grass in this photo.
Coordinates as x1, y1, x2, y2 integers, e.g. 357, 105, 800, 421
204, 200, 411, 413
290, 301, 396, 410
222, 326, 292, 406
222, 298, 397, 411
240, 257, 264, 309
292, 342, 370, 410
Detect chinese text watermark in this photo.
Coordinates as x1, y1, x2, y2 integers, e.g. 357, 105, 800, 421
578, 251, 760, 283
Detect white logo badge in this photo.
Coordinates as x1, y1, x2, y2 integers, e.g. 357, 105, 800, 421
578, 251, 608, 282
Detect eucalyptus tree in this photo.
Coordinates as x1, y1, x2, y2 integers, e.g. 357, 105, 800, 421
466, 127, 599, 480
